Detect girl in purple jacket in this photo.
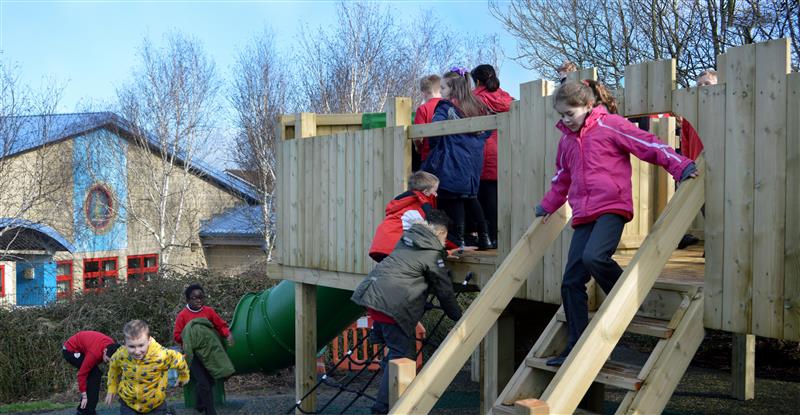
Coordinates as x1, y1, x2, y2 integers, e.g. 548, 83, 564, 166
535, 80, 697, 366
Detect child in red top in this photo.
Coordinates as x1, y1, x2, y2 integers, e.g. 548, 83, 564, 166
173, 284, 233, 345
412, 74, 442, 166
62, 330, 120, 415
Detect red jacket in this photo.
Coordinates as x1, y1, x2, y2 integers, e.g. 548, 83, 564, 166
173, 305, 231, 344
64, 331, 115, 393
472, 86, 513, 181
413, 98, 441, 161
540, 105, 692, 227
369, 190, 437, 261
680, 118, 704, 160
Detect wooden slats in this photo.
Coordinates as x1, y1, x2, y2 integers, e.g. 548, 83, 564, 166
555, 311, 673, 339
752, 38, 790, 338
785, 73, 800, 341
722, 43, 756, 333
526, 357, 643, 391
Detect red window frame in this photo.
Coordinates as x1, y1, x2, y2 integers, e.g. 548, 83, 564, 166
56, 261, 73, 299
83, 257, 118, 293
0, 265, 5, 297
127, 254, 158, 283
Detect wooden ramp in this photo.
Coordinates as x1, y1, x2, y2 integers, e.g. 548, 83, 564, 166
390, 156, 706, 415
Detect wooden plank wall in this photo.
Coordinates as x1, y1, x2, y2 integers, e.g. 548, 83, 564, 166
278, 126, 408, 275
276, 39, 798, 341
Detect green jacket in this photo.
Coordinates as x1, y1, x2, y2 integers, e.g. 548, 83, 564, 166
181, 318, 235, 380
351, 223, 462, 337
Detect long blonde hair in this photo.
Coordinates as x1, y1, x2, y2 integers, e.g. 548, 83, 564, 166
443, 70, 488, 118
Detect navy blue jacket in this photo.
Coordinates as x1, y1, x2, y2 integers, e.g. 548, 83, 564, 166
421, 100, 490, 197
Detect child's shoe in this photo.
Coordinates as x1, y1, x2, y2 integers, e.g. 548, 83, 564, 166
545, 347, 572, 366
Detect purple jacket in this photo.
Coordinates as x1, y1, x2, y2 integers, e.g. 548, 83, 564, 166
539, 105, 692, 225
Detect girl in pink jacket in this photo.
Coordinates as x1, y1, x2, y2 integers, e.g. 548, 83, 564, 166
535, 80, 697, 366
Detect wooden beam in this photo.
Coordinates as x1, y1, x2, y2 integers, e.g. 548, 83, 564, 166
389, 206, 570, 414
389, 358, 416, 408
482, 314, 516, 413
514, 399, 549, 415
295, 112, 317, 139
295, 282, 317, 414
731, 333, 755, 400
538, 156, 705, 414
408, 114, 499, 138
386, 97, 413, 128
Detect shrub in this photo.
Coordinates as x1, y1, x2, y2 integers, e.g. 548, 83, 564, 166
0, 268, 277, 403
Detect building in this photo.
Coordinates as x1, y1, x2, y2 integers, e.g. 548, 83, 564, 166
0, 112, 265, 306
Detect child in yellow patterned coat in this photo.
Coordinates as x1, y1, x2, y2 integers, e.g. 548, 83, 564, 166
105, 320, 189, 414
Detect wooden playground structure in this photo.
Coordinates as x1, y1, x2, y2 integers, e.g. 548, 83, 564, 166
271, 38, 799, 414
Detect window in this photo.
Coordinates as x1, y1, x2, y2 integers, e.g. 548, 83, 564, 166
0, 265, 4, 297
83, 257, 118, 292
127, 254, 158, 283
56, 261, 73, 299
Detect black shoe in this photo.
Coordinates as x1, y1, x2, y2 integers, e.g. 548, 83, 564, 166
677, 234, 699, 249
477, 222, 492, 250
546, 348, 572, 366
464, 233, 479, 247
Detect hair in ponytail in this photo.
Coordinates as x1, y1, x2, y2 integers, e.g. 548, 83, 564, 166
443, 69, 488, 118
470, 64, 500, 92
553, 80, 618, 114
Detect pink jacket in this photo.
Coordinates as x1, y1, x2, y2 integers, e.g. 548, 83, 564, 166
540, 105, 692, 225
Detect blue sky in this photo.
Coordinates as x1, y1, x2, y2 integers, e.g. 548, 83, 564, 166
0, 0, 539, 166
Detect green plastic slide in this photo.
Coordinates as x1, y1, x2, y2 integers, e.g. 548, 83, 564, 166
225, 280, 365, 374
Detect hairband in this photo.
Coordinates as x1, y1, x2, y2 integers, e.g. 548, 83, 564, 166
582, 80, 591, 86
450, 66, 468, 77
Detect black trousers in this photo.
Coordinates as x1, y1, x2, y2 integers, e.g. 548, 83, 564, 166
561, 214, 626, 347
478, 180, 498, 242
370, 322, 415, 414
190, 357, 217, 415
437, 189, 486, 244
62, 348, 101, 415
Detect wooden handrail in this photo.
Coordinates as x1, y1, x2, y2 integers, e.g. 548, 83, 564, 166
408, 114, 499, 138
389, 205, 570, 414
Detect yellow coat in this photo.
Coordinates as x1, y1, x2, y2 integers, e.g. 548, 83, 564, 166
107, 338, 189, 413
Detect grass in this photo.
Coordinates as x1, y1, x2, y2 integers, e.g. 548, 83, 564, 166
0, 400, 72, 414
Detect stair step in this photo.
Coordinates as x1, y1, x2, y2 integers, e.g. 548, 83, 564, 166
526, 357, 643, 391
555, 311, 673, 339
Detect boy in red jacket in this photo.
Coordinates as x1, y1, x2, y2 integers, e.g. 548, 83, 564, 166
411, 74, 442, 170
369, 171, 440, 263
62, 330, 120, 415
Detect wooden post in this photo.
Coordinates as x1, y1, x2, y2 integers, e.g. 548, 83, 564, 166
514, 399, 549, 415
295, 282, 317, 414
389, 358, 416, 408
731, 333, 755, 400
295, 112, 317, 139
386, 97, 413, 128
482, 314, 515, 414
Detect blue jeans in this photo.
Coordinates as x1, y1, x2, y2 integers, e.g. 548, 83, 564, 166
370, 322, 415, 414
562, 214, 625, 348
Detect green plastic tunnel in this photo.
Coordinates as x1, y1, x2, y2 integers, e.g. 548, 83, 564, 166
225, 280, 365, 374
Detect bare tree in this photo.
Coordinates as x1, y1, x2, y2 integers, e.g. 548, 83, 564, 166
116, 33, 223, 266
0, 64, 70, 254
229, 30, 286, 261
295, 1, 501, 112
490, 0, 799, 87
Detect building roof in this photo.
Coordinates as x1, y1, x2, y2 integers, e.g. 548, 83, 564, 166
1, 112, 260, 204
199, 204, 266, 240
0, 218, 75, 253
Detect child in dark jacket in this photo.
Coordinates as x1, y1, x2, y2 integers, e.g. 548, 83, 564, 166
421, 67, 492, 249
351, 210, 462, 414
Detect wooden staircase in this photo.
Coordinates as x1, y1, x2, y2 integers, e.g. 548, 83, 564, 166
492, 281, 704, 414
389, 156, 706, 415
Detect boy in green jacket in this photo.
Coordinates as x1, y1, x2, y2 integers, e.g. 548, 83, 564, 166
351, 210, 462, 414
